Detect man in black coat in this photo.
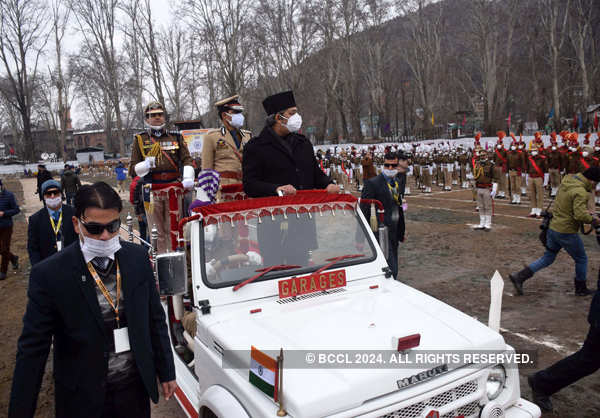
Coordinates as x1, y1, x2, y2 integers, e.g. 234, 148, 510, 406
359, 151, 409, 279
242, 90, 339, 197
10, 182, 176, 418
27, 180, 78, 266
242, 91, 340, 266
35, 164, 53, 201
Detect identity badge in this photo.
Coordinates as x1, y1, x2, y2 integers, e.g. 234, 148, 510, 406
114, 327, 131, 353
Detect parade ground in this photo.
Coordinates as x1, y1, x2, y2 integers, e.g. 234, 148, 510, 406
0, 176, 599, 416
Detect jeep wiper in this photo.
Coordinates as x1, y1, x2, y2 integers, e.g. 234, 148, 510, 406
314, 254, 365, 275
232, 264, 301, 291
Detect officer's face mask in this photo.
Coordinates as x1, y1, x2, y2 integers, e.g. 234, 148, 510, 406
497, 144, 502, 149
229, 112, 244, 129
511, 146, 516, 151
596, 147, 600, 151
382, 168, 398, 177
552, 146, 557, 151
531, 151, 538, 156
281, 113, 302, 133
519, 145, 524, 149
583, 151, 589, 157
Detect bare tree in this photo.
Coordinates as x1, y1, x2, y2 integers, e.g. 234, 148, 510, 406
539, 0, 571, 128
49, 0, 72, 160
398, 0, 444, 137
183, 0, 253, 97
70, 0, 127, 155
0, 0, 50, 160
160, 26, 191, 121
568, 0, 594, 113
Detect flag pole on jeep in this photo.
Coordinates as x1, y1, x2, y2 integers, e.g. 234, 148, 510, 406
277, 348, 286, 417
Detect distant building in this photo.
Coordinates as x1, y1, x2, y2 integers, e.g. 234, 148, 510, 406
72, 127, 140, 157
1, 127, 75, 161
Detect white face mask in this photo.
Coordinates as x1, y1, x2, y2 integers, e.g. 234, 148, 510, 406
595, 147, 600, 151
582, 151, 589, 157
282, 113, 302, 133
497, 144, 502, 149
45, 196, 62, 209
80, 234, 121, 259
382, 168, 398, 177
519, 145, 524, 149
569, 147, 576, 152
552, 146, 557, 151
229, 113, 244, 129
511, 146, 516, 150
531, 151, 538, 156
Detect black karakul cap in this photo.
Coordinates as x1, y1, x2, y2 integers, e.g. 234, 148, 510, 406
583, 167, 600, 182
262, 91, 296, 115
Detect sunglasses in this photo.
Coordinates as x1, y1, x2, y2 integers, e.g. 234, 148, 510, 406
80, 218, 121, 235
44, 190, 61, 197
384, 163, 399, 168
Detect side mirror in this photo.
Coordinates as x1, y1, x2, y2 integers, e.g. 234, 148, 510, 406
156, 251, 188, 296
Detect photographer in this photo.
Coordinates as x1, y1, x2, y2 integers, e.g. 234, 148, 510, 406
509, 167, 600, 296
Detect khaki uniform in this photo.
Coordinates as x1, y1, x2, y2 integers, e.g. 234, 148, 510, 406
474, 159, 495, 228
525, 153, 547, 212
546, 148, 562, 194
202, 128, 251, 186
507, 150, 525, 202
492, 147, 508, 197
129, 130, 193, 253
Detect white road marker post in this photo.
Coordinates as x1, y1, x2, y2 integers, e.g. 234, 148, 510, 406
488, 270, 504, 332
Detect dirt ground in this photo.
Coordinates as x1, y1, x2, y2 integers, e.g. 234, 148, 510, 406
1, 174, 599, 417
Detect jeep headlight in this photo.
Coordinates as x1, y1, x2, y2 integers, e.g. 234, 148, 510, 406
486, 365, 506, 400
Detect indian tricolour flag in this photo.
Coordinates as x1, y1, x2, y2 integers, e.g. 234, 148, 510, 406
249, 346, 279, 401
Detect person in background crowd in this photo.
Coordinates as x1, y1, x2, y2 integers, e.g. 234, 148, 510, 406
0, 179, 20, 280
10, 182, 176, 418
509, 167, 600, 297
359, 151, 408, 279
27, 180, 77, 266
61, 164, 82, 206
129, 176, 148, 243
114, 161, 127, 193
36, 164, 53, 202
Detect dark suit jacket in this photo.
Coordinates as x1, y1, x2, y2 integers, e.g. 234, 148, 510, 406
243, 126, 332, 197
9, 241, 175, 418
360, 173, 406, 245
27, 205, 77, 266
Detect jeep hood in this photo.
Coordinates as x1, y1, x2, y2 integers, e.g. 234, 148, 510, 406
208, 284, 504, 417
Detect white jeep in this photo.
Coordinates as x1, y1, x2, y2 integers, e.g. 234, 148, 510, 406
153, 191, 541, 418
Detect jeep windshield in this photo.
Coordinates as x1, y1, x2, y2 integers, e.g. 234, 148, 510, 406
198, 193, 377, 289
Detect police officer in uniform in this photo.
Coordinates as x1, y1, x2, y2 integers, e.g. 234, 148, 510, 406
129, 102, 194, 253
202, 95, 251, 187
472, 149, 497, 231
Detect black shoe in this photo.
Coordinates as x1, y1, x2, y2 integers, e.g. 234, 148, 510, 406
509, 266, 534, 296
575, 280, 594, 296
0, 272, 6, 281
11, 255, 18, 271
528, 375, 553, 412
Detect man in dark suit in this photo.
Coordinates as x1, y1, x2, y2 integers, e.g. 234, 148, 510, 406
35, 164, 53, 202
359, 151, 409, 279
10, 182, 176, 418
242, 91, 340, 266
27, 180, 78, 265
242, 90, 340, 197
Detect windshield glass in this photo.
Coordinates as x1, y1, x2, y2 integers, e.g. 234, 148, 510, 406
200, 206, 376, 288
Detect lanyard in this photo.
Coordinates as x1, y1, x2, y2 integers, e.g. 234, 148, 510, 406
87, 260, 122, 327
387, 180, 401, 205
49, 211, 63, 236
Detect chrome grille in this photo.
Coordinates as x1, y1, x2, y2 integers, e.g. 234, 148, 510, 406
380, 380, 479, 418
